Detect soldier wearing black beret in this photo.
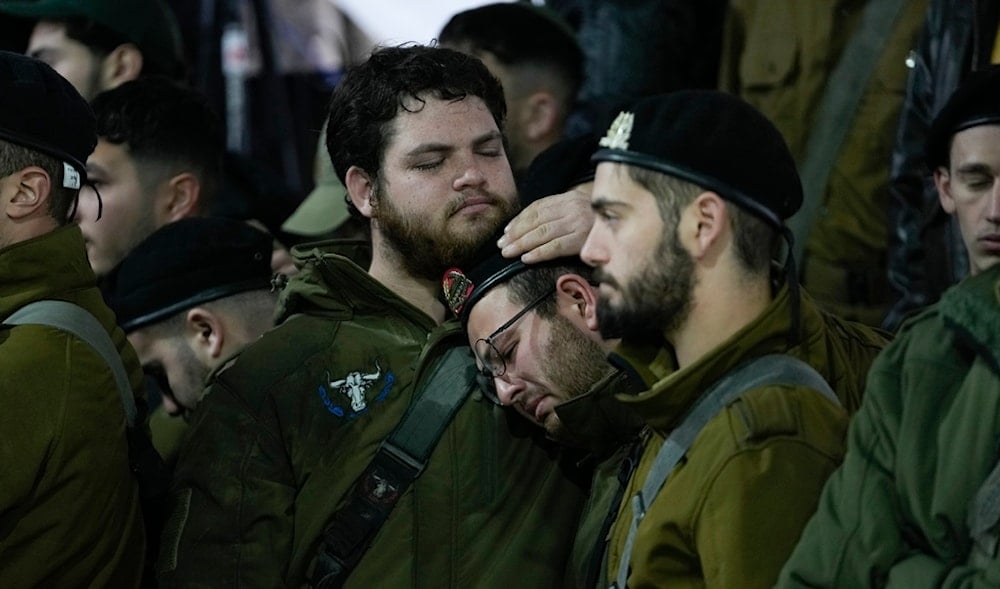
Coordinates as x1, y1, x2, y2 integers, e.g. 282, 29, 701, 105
578, 90, 889, 588
102, 216, 278, 464
0, 50, 147, 587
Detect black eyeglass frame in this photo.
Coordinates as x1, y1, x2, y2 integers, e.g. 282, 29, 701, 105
473, 286, 556, 379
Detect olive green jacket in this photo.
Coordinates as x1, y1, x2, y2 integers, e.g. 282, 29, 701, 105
777, 264, 1000, 587
556, 370, 645, 589
158, 241, 587, 588
720, 0, 927, 321
600, 287, 888, 589
0, 226, 146, 588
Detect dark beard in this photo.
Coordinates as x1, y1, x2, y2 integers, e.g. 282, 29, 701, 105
540, 313, 613, 440
374, 185, 517, 281
595, 228, 695, 343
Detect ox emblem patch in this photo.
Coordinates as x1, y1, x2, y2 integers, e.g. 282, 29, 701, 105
317, 360, 395, 419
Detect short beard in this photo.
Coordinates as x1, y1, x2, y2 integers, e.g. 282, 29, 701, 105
373, 182, 517, 281
596, 228, 695, 343
542, 312, 613, 438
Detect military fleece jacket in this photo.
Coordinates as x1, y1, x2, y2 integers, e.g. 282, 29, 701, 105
777, 263, 1000, 587
0, 226, 146, 588
601, 286, 887, 589
159, 241, 587, 588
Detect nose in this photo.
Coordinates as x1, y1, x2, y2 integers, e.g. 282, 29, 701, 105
72, 186, 97, 223
453, 156, 488, 192
580, 220, 608, 268
989, 180, 1000, 222
493, 375, 525, 407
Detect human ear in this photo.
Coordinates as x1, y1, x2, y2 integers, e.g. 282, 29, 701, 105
185, 307, 224, 362
5, 168, 51, 219
934, 168, 956, 214
345, 166, 376, 219
555, 273, 601, 332
99, 43, 144, 89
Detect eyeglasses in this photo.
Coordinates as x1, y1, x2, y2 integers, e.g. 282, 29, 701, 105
474, 287, 555, 379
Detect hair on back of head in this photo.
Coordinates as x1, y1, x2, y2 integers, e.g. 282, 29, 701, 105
439, 3, 583, 102
90, 76, 222, 201
628, 167, 777, 275
57, 17, 184, 79
505, 261, 594, 319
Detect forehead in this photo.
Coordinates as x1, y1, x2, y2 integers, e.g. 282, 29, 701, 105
384, 95, 499, 154
950, 124, 1000, 166
592, 162, 652, 201
88, 139, 135, 171
28, 20, 70, 45
466, 286, 520, 340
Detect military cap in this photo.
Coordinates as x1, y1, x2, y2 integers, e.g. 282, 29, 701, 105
0, 0, 184, 75
592, 90, 803, 229
926, 64, 1000, 169
103, 217, 274, 332
0, 50, 95, 188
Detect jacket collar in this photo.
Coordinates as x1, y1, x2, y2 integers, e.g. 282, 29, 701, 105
608, 284, 823, 433
278, 238, 437, 332
0, 225, 95, 319
938, 264, 1000, 374
554, 369, 645, 456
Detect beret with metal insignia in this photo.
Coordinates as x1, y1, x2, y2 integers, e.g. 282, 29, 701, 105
592, 90, 803, 229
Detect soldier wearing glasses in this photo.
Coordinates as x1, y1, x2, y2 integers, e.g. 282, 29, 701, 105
445, 133, 644, 587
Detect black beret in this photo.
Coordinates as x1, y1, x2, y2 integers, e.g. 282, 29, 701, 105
519, 133, 599, 205
103, 217, 274, 332
0, 50, 95, 188
592, 91, 802, 229
442, 135, 597, 324
926, 64, 1000, 170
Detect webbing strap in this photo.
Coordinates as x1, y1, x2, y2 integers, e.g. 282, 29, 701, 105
611, 354, 839, 589
4, 300, 136, 428
312, 345, 477, 589
787, 0, 909, 266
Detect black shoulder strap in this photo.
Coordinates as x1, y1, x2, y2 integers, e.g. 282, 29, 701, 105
4, 300, 137, 427
610, 354, 839, 589
311, 344, 477, 589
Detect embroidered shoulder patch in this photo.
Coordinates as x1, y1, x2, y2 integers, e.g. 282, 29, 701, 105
317, 360, 394, 419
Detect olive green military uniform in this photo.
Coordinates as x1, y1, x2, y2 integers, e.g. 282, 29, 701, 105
0, 226, 146, 588
719, 0, 928, 325
600, 286, 888, 588
556, 370, 645, 589
777, 264, 1000, 587
158, 241, 587, 587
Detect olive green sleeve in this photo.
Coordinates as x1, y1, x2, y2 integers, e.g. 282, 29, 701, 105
776, 357, 909, 588
692, 437, 843, 589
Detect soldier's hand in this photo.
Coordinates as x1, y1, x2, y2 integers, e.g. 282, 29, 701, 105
497, 184, 594, 264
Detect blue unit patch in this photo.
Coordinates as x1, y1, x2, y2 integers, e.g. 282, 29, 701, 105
318, 361, 395, 419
